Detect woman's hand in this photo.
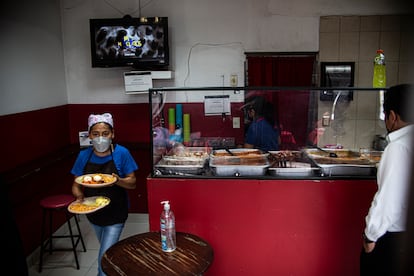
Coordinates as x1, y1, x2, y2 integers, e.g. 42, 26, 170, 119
109, 173, 119, 186
72, 180, 84, 201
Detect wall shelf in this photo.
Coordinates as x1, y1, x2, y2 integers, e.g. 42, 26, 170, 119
124, 71, 173, 94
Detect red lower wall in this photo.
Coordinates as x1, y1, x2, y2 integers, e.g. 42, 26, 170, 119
0, 104, 152, 173
1, 102, 245, 173
1, 103, 153, 257
0, 105, 71, 172
1, 102, 244, 257
67, 104, 152, 145
147, 178, 377, 276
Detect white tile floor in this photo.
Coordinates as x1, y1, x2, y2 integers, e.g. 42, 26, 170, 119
27, 213, 149, 276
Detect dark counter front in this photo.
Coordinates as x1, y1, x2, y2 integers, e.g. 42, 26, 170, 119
147, 177, 377, 276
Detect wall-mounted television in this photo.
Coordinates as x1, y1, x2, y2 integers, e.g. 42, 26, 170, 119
89, 16, 169, 69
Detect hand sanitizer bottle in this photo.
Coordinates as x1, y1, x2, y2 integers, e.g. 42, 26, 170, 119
160, 200, 176, 252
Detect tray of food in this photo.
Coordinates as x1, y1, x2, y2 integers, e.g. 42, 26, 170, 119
162, 146, 211, 163
302, 148, 378, 176
210, 148, 268, 165
267, 150, 319, 176
363, 150, 383, 164
209, 148, 269, 176
75, 174, 117, 187
155, 146, 212, 175
68, 196, 110, 214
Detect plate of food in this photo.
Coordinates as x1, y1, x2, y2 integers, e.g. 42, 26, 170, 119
68, 196, 110, 214
75, 173, 117, 187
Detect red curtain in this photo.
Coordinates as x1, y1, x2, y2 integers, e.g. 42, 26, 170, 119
246, 55, 315, 149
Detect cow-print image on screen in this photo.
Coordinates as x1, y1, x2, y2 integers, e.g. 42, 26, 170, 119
95, 24, 165, 61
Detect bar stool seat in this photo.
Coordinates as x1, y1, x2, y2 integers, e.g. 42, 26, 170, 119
38, 194, 86, 272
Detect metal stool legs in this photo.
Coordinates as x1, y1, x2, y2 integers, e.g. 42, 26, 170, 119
38, 208, 86, 272
65, 212, 86, 269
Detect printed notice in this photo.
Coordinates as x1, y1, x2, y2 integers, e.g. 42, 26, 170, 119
204, 95, 231, 115
124, 71, 153, 93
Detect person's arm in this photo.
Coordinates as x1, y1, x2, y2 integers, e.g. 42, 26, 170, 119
244, 122, 255, 149
362, 232, 376, 253
363, 143, 409, 252
112, 172, 136, 189
244, 143, 254, 149
71, 149, 88, 201
72, 180, 84, 201
115, 146, 138, 189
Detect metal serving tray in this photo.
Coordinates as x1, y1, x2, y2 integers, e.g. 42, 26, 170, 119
154, 146, 211, 175
268, 162, 319, 176
267, 151, 319, 176
317, 164, 376, 177
302, 148, 377, 176
154, 159, 207, 175
163, 146, 211, 160
210, 149, 268, 165
209, 148, 269, 176
210, 162, 270, 177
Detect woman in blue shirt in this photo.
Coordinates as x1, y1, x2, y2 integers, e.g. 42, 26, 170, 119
71, 113, 138, 276
244, 96, 281, 151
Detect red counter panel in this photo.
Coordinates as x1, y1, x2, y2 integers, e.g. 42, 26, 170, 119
147, 178, 376, 276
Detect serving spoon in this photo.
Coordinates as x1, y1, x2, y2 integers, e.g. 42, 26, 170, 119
315, 146, 338, 158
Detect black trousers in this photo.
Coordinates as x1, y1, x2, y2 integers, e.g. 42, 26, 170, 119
360, 231, 407, 276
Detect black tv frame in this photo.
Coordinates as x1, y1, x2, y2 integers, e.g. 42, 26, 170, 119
89, 16, 169, 70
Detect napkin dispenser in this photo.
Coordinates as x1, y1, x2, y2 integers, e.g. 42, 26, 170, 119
79, 131, 92, 148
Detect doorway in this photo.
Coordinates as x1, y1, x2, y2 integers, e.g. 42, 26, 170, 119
245, 53, 317, 149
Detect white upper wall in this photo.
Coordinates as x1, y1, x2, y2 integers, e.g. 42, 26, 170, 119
0, 0, 67, 115
0, 0, 408, 115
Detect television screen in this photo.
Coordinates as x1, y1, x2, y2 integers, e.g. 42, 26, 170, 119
90, 16, 169, 69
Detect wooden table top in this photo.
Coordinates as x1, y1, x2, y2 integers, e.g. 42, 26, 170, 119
102, 231, 213, 275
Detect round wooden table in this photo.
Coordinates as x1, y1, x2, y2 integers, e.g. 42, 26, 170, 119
101, 231, 213, 275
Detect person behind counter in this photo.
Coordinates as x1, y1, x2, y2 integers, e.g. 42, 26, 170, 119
244, 96, 281, 151
71, 113, 138, 276
360, 84, 414, 276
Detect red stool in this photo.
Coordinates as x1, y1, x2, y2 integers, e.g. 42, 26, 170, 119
38, 194, 86, 272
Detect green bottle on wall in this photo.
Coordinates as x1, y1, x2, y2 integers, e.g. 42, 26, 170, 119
373, 49, 386, 88
373, 49, 386, 120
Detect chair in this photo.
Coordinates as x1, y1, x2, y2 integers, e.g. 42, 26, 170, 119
38, 194, 86, 272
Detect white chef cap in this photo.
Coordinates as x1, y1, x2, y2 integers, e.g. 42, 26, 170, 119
88, 113, 114, 131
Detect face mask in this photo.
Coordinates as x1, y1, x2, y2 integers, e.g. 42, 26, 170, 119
92, 136, 112, 152
247, 109, 254, 120
385, 118, 396, 134
385, 117, 396, 143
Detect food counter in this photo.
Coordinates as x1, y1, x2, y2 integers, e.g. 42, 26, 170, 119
147, 87, 383, 275
149, 87, 385, 179
152, 145, 381, 178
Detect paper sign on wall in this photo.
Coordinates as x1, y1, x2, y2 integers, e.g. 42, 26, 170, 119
124, 71, 153, 93
204, 95, 231, 115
